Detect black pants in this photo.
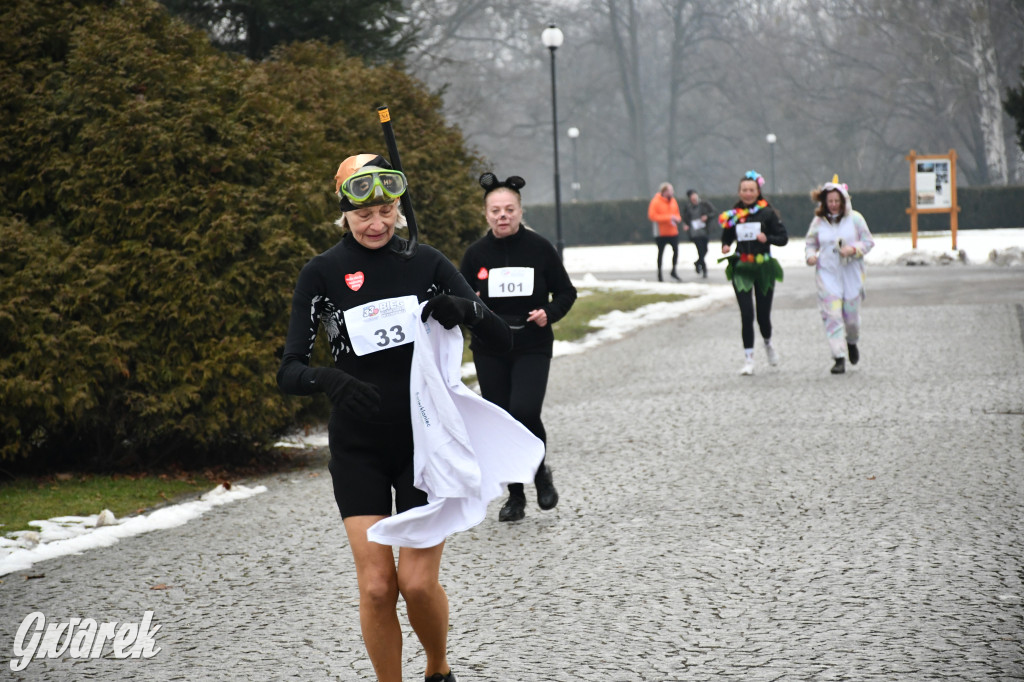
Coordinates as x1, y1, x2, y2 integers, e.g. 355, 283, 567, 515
655, 236, 679, 273
692, 236, 709, 272
473, 350, 550, 497
733, 281, 774, 349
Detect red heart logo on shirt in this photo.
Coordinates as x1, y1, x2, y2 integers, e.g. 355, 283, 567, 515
345, 272, 364, 291
477, 267, 489, 280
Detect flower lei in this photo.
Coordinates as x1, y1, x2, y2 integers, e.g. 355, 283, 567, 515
718, 199, 769, 230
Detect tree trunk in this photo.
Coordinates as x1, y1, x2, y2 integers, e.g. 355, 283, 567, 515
967, 0, 1008, 184
665, 1, 685, 183
606, 0, 651, 196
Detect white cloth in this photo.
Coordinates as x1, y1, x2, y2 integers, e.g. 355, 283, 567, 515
367, 304, 544, 548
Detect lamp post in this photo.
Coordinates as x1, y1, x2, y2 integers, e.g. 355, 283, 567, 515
542, 23, 565, 259
567, 126, 580, 203
766, 133, 777, 193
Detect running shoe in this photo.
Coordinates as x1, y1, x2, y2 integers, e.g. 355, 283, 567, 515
426, 671, 456, 682
498, 493, 526, 522
535, 464, 559, 510
847, 343, 859, 365
766, 344, 780, 366
831, 357, 846, 374
670, 270, 681, 282
740, 358, 755, 376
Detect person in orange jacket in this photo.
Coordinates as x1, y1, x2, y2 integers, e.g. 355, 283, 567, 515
647, 182, 683, 281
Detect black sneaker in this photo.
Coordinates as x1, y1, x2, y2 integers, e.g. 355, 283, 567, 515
535, 464, 559, 510
694, 261, 701, 274
848, 343, 859, 365
831, 357, 846, 374
670, 270, 681, 282
426, 671, 456, 682
498, 494, 526, 522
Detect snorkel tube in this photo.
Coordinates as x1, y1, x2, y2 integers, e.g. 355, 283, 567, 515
377, 105, 418, 259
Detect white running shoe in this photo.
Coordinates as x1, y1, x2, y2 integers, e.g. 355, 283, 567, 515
740, 358, 755, 375
766, 344, 779, 366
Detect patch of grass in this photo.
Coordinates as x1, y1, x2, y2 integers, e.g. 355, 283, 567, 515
0, 473, 219, 535
554, 288, 692, 342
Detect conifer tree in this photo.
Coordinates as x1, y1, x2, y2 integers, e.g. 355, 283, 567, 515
160, 0, 414, 62
0, 0, 481, 468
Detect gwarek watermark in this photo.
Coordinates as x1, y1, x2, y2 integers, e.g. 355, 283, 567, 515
10, 611, 161, 671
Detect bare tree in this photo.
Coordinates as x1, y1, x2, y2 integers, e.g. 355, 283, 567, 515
603, 0, 651, 194
768, 0, 1022, 186
403, 0, 1023, 202
967, 0, 1009, 183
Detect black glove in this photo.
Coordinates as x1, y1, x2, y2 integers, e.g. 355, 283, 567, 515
313, 368, 381, 420
420, 295, 482, 330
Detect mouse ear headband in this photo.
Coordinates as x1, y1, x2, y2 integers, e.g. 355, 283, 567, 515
479, 172, 526, 196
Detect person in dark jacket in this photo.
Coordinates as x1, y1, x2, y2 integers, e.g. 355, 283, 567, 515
459, 173, 578, 522
681, 189, 715, 278
719, 170, 788, 375
277, 153, 511, 682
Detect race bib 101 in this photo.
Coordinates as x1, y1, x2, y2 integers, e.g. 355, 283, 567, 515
343, 295, 419, 356
735, 222, 761, 242
487, 267, 535, 298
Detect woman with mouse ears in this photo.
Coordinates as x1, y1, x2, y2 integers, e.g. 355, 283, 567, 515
459, 173, 577, 523
277, 153, 513, 682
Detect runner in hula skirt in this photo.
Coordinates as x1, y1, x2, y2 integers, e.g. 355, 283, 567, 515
718, 170, 788, 375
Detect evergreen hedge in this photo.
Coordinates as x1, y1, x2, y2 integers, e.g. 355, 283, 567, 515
527, 185, 1024, 246
0, 0, 483, 468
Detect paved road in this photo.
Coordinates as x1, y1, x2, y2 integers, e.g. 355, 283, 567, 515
2, 264, 1022, 681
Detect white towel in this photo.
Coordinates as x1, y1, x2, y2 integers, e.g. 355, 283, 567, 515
367, 305, 545, 548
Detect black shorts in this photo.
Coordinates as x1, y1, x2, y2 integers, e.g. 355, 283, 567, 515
327, 415, 428, 519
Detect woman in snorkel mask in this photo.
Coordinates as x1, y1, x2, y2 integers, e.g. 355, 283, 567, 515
276, 154, 512, 682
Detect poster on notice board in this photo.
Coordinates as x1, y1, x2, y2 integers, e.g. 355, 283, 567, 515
914, 160, 952, 209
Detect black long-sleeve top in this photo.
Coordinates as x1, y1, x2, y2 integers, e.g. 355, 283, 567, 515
720, 202, 789, 255
277, 234, 511, 423
459, 227, 577, 356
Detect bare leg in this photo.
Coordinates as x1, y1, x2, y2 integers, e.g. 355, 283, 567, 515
344, 515, 402, 682
398, 542, 450, 678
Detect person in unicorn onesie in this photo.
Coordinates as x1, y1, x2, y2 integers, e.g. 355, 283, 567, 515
804, 176, 876, 375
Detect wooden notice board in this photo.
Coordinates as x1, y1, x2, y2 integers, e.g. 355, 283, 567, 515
905, 149, 960, 249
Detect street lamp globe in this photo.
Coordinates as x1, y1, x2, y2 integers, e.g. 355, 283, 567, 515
567, 127, 579, 139
765, 133, 777, 193
542, 24, 564, 50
